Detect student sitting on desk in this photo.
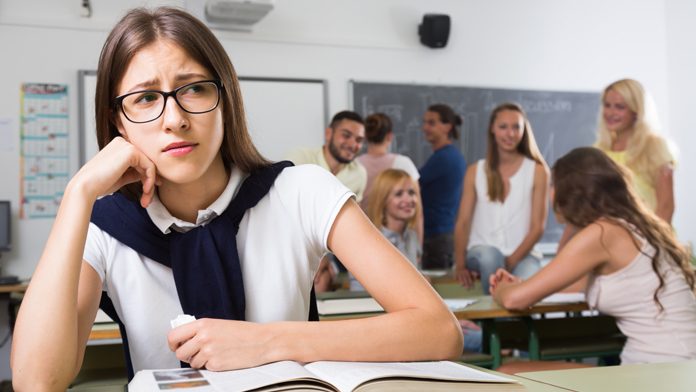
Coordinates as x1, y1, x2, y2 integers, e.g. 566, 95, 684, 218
491, 147, 696, 366
10, 7, 463, 391
454, 102, 549, 294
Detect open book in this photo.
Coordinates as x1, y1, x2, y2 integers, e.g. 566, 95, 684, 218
128, 360, 522, 391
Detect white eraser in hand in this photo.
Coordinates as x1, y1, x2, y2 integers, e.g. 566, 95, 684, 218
170, 314, 196, 329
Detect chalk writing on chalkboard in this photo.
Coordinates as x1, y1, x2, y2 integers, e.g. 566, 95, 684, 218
351, 81, 601, 245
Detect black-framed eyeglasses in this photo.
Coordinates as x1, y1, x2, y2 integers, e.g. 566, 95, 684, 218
114, 80, 223, 124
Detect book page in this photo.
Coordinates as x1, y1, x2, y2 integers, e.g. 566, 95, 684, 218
130, 362, 332, 392
305, 361, 515, 392
206, 361, 333, 391
129, 369, 216, 391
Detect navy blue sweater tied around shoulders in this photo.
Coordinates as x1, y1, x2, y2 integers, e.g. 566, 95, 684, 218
89, 161, 320, 378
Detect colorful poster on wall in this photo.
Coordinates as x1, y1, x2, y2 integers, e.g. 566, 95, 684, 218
20, 83, 69, 219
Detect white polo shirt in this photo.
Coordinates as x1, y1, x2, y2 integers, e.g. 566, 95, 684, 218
83, 164, 352, 373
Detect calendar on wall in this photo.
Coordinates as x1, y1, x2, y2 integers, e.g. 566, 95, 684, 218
19, 83, 69, 219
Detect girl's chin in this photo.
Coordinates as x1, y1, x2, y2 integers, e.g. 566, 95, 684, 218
155, 171, 204, 187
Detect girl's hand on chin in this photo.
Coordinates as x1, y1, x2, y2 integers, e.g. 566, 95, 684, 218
72, 136, 158, 207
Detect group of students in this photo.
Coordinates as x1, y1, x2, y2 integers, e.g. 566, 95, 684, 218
9, 6, 696, 390
355, 79, 696, 368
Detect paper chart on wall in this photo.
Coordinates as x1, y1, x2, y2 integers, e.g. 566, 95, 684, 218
20, 83, 70, 219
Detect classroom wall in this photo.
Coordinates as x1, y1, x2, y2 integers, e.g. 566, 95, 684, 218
665, 0, 696, 252
0, 0, 689, 379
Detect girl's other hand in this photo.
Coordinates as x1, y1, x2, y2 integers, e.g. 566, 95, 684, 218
455, 264, 476, 288
72, 137, 157, 207
167, 318, 271, 371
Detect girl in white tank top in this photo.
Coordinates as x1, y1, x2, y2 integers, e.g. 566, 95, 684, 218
454, 103, 549, 293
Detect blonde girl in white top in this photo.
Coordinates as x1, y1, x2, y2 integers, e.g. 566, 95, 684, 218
454, 102, 549, 294
491, 147, 696, 367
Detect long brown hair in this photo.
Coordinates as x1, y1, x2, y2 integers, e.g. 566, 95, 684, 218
366, 169, 420, 230
485, 102, 546, 202
95, 7, 270, 200
553, 147, 694, 310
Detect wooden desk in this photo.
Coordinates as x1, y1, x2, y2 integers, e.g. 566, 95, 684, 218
317, 285, 592, 369
2, 282, 122, 344
474, 366, 573, 392
517, 360, 696, 392
0, 282, 28, 294
452, 295, 589, 320
450, 295, 590, 368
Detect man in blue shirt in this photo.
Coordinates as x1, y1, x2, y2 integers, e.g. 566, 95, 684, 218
419, 104, 467, 270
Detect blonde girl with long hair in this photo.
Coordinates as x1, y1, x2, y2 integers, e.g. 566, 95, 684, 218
364, 169, 483, 353
366, 169, 422, 268
595, 78, 674, 222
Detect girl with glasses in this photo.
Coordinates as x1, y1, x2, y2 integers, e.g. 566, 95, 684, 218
11, 7, 462, 390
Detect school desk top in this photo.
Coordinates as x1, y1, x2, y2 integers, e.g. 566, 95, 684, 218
517, 360, 696, 392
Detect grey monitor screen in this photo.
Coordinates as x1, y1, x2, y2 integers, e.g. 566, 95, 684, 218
0, 201, 10, 252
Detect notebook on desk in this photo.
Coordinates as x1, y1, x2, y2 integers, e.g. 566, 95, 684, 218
317, 297, 477, 316
317, 298, 383, 316
540, 292, 586, 304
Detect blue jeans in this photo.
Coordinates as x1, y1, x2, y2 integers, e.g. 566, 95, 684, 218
466, 245, 541, 294
463, 328, 483, 353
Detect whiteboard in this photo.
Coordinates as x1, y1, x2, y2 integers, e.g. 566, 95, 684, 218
239, 77, 327, 161
78, 71, 328, 164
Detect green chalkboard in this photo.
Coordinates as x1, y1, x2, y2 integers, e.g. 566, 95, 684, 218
351, 81, 601, 245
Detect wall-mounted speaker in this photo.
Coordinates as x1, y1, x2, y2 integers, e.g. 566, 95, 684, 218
418, 14, 450, 48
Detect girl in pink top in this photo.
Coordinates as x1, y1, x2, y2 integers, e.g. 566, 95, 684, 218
491, 147, 696, 366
